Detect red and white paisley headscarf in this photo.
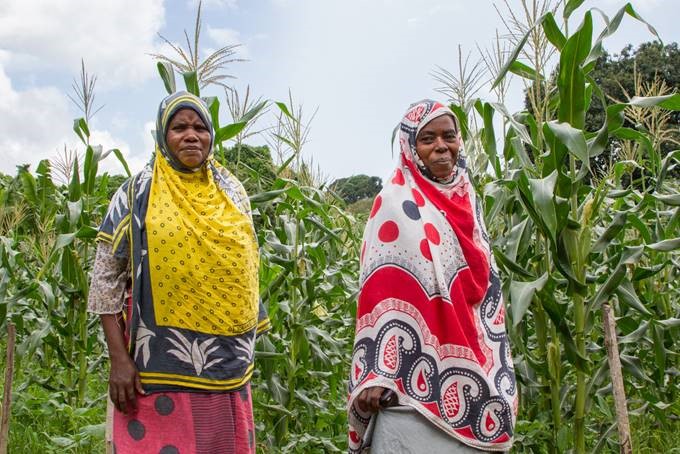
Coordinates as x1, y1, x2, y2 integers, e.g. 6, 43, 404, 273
347, 100, 517, 452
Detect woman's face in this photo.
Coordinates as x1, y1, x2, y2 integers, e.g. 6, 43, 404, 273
166, 108, 211, 168
415, 115, 460, 180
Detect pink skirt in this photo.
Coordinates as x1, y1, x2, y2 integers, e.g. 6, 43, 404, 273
113, 384, 255, 454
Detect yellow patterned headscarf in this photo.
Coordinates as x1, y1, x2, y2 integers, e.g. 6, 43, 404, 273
146, 152, 259, 336
146, 92, 259, 336
97, 91, 269, 392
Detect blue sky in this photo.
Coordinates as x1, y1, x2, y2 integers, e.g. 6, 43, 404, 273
0, 0, 677, 182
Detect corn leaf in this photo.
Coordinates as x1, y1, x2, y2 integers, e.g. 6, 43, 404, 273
510, 273, 548, 326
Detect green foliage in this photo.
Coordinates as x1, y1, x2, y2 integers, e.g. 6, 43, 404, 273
346, 197, 374, 217
0, 345, 108, 453
330, 174, 382, 204
95, 174, 128, 200
252, 179, 360, 452
472, 3, 680, 452
524, 40, 680, 177
586, 42, 680, 136
223, 144, 277, 194
631, 414, 680, 453
2, 3, 679, 453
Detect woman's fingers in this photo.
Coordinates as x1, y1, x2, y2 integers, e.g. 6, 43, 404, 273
115, 384, 128, 414
109, 359, 143, 414
367, 387, 383, 412
357, 389, 369, 412
135, 373, 146, 396
109, 386, 120, 412
125, 382, 138, 412
356, 386, 387, 414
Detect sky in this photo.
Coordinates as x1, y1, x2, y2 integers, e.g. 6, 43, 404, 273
0, 0, 677, 183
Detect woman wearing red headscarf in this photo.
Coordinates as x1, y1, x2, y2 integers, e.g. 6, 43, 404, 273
347, 100, 517, 453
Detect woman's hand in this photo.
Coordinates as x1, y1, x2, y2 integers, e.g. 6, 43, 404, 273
109, 353, 145, 414
100, 313, 146, 414
356, 386, 388, 414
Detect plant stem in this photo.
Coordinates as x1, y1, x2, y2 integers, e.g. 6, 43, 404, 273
570, 155, 586, 453
0, 323, 16, 454
541, 233, 561, 452
77, 296, 89, 405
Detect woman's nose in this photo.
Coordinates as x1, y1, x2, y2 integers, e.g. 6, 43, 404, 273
434, 137, 447, 151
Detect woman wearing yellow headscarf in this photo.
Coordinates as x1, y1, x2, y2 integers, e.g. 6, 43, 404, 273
88, 91, 269, 453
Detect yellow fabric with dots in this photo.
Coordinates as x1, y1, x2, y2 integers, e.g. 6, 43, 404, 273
146, 152, 259, 336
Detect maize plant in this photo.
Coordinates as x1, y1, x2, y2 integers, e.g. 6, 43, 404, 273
450, 2, 680, 452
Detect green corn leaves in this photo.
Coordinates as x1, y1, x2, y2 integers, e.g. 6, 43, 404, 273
157, 61, 176, 94
510, 273, 549, 326
479, 2, 680, 452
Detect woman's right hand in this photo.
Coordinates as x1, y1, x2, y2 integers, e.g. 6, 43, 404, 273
109, 353, 145, 414
100, 313, 146, 414
356, 386, 388, 414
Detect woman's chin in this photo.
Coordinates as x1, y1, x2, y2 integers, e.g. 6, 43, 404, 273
179, 156, 204, 168
430, 167, 453, 179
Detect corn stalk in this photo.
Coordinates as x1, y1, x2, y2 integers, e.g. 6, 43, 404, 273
452, 2, 680, 452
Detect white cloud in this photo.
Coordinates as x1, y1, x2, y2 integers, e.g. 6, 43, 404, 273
187, 0, 237, 8
207, 26, 249, 58
142, 121, 158, 158
0, 64, 149, 177
109, 112, 130, 131
0, 0, 166, 88
207, 26, 241, 45
0, 65, 73, 173
88, 129, 149, 176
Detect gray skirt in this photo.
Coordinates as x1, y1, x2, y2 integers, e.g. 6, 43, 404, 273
368, 406, 493, 453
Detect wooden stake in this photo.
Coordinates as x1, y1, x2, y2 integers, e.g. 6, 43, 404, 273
0, 323, 16, 454
603, 303, 633, 454
105, 394, 114, 454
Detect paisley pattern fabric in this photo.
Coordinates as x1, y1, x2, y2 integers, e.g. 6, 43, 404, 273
96, 91, 270, 393
347, 100, 517, 452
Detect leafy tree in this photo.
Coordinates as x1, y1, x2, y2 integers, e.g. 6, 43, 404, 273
330, 174, 382, 204
493, 10, 680, 451
587, 42, 680, 176
223, 143, 277, 194
95, 174, 128, 200
525, 41, 680, 178
587, 42, 680, 134
346, 197, 375, 218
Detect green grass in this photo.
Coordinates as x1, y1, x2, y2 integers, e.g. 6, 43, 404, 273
632, 414, 680, 453
4, 361, 680, 453
2, 335, 680, 453
1, 345, 108, 453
